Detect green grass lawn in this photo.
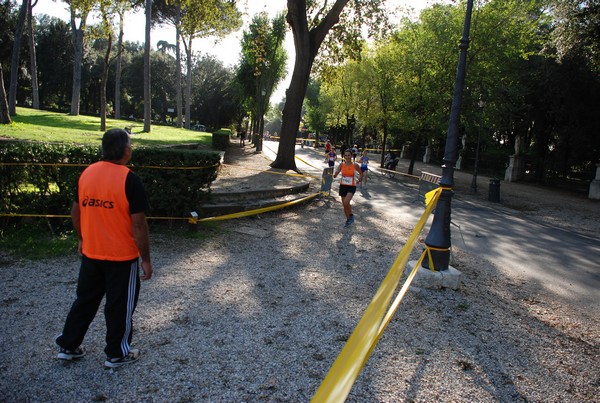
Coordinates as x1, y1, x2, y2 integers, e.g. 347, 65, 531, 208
0, 107, 214, 147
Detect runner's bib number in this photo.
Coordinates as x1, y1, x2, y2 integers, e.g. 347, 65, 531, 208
341, 176, 353, 185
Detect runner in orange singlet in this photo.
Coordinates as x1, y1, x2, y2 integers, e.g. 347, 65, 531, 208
333, 150, 362, 227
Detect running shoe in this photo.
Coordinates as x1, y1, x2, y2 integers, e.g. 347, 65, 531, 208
104, 349, 141, 368
57, 346, 86, 360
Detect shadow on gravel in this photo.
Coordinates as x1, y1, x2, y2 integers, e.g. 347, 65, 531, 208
0, 181, 597, 402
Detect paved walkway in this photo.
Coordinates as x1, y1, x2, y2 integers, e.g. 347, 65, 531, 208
218, 140, 600, 325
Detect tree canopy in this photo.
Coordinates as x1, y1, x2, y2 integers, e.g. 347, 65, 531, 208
237, 11, 287, 151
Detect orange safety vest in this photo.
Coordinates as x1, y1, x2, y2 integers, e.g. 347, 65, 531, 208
78, 161, 139, 261
339, 162, 357, 186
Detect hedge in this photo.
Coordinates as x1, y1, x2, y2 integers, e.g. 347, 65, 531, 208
212, 129, 232, 151
0, 140, 221, 219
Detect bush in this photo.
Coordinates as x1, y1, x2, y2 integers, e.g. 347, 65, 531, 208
0, 140, 221, 219
212, 129, 232, 151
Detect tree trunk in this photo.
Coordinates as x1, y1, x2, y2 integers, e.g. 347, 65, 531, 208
100, 35, 113, 132
114, 10, 124, 120
69, 8, 87, 116
408, 136, 421, 176
1, 64, 12, 124
185, 37, 192, 130
381, 122, 388, 168
175, 6, 183, 128
28, 0, 39, 110
143, 0, 152, 132
361, 126, 367, 151
272, 0, 350, 171
8, 0, 28, 116
271, 59, 308, 171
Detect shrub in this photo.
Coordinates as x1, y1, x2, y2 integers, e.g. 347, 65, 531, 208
0, 140, 221, 219
212, 129, 232, 151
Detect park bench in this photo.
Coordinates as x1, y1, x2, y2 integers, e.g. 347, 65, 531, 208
416, 171, 441, 203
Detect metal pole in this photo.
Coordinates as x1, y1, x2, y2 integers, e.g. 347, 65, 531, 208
422, 0, 474, 271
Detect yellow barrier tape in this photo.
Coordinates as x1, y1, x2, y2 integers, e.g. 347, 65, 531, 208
1, 193, 320, 223
424, 187, 437, 206
426, 246, 437, 272
194, 192, 320, 223
423, 245, 450, 272
0, 162, 89, 167
378, 249, 428, 335
417, 187, 451, 272
262, 142, 321, 178
0, 213, 70, 219
294, 155, 322, 171
312, 186, 442, 403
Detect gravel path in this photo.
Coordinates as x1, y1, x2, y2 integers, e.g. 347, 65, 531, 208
0, 142, 598, 402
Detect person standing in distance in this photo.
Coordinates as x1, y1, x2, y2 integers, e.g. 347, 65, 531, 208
333, 149, 362, 227
359, 149, 369, 188
56, 128, 153, 368
351, 144, 359, 162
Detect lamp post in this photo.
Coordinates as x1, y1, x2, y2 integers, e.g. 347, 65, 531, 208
422, 0, 474, 272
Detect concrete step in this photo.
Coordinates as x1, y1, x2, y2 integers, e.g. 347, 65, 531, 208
198, 191, 314, 217
207, 183, 310, 203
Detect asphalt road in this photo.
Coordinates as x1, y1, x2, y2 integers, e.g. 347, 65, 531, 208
263, 141, 600, 323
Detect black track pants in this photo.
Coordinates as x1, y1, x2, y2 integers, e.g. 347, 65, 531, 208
57, 255, 140, 359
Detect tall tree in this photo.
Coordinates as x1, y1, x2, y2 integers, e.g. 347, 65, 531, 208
237, 12, 287, 151
152, 0, 184, 127
114, 6, 125, 119
143, 0, 151, 131
369, 44, 397, 167
272, 0, 388, 171
120, 47, 176, 119
97, 0, 117, 131
552, 0, 600, 73
303, 78, 330, 143
179, 0, 242, 129
8, 0, 29, 116
27, 0, 40, 110
113, 0, 140, 120
67, 0, 94, 116
0, 63, 11, 124
190, 54, 240, 128
35, 15, 73, 110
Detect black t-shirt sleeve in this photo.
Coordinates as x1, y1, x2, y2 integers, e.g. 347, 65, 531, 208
125, 172, 150, 214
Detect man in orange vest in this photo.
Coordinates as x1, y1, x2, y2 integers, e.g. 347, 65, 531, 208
56, 128, 153, 368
